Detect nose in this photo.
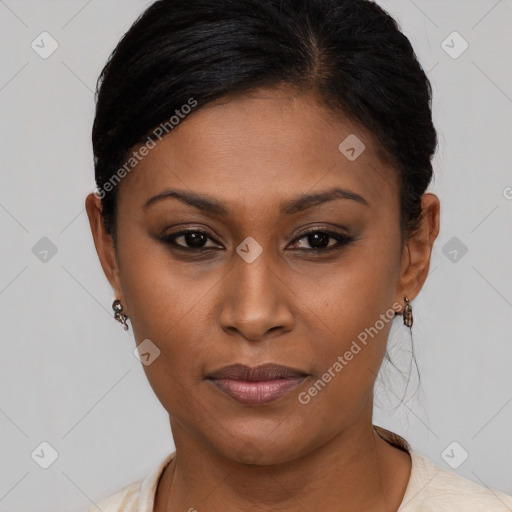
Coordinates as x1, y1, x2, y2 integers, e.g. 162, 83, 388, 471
218, 250, 294, 341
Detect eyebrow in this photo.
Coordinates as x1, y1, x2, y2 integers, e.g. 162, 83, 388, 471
143, 186, 369, 215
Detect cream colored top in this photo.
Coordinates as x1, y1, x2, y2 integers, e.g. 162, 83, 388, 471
86, 426, 512, 511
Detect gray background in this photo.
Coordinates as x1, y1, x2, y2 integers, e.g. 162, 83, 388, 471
0, 0, 511, 511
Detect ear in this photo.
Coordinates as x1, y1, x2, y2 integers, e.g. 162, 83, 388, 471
85, 192, 126, 309
395, 193, 440, 305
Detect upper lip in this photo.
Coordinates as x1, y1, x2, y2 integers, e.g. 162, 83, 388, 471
206, 363, 308, 381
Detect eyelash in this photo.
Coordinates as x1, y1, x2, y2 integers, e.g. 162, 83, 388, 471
161, 228, 355, 254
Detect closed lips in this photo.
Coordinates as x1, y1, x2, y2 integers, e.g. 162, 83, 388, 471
205, 363, 309, 381
205, 363, 309, 405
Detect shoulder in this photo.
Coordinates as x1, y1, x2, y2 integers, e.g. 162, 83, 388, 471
86, 481, 140, 512
373, 425, 512, 511
85, 452, 175, 512
400, 450, 512, 511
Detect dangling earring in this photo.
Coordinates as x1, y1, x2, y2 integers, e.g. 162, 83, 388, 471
403, 297, 413, 328
112, 299, 129, 331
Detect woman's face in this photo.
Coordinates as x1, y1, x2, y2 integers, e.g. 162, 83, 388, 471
87, 86, 438, 464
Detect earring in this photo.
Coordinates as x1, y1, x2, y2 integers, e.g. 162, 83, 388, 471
403, 297, 413, 328
112, 299, 129, 331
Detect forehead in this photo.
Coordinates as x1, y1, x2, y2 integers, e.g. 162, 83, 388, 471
118, 86, 399, 216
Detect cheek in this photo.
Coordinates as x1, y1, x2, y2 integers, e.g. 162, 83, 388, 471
299, 232, 401, 390
306, 234, 400, 330
306, 298, 394, 395
296, 302, 396, 425
116, 230, 205, 338
129, 297, 212, 418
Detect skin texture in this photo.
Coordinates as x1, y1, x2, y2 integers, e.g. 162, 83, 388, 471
86, 85, 440, 511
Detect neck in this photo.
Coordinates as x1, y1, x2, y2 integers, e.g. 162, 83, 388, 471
154, 418, 411, 512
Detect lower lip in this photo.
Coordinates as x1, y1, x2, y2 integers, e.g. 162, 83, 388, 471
207, 377, 307, 405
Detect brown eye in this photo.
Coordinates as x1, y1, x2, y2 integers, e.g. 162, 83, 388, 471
289, 230, 354, 252
161, 229, 221, 250
160, 228, 354, 254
